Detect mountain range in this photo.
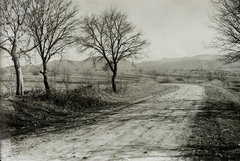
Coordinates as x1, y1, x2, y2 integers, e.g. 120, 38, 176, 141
5, 54, 240, 74
137, 54, 240, 73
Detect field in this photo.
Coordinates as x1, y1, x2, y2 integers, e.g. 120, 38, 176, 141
1, 69, 240, 94
1, 71, 144, 94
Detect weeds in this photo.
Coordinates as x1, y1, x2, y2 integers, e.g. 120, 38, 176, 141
25, 85, 109, 111
1, 85, 112, 137
1, 81, 177, 138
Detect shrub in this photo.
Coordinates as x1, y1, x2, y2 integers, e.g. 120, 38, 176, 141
176, 77, 184, 81
26, 85, 109, 112
158, 77, 175, 83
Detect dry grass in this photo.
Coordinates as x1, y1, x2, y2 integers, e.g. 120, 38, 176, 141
0, 81, 177, 139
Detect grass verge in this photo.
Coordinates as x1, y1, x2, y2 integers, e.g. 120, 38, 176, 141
185, 85, 240, 160
0, 82, 177, 139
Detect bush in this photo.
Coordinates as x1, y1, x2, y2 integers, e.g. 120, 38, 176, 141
158, 77, 175, 83
24, 86, 46, 101
64, 86, 108, 111
26, 85, 109, 112
176, 77, 184, 81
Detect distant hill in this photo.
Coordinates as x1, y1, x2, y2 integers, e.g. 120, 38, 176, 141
4, 54, 240, 75
136, 54, 240, 72
21, 58, 136, 74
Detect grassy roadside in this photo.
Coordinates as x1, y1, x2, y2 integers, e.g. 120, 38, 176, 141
0, 81, 178, 139
186, 85, 240, 160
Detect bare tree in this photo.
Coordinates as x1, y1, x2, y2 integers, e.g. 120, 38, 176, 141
49, 66, 59, 87
206, 71, 214, 81
31, 69, 40, 76
61, 68, 71, 91
210, 0, 240, 63
82, 69, 94, 85
0, 0, 34, 95
148, 70, 159, 81
25, 0, 79, 95
31, 67, 40, 77
77, 8, 149, 92
198, 69, 206, 80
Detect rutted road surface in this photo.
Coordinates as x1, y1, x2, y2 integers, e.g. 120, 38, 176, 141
2, 84, 205, 161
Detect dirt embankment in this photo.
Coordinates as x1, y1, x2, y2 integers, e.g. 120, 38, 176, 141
1, 84, 205, 161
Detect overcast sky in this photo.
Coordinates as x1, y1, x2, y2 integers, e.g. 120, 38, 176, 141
70, 0, 218, 61
1, 0, 218, 67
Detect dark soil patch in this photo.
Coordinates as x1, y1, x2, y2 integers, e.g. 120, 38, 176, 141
184, 86, 240, 160
0, 90, 120, 138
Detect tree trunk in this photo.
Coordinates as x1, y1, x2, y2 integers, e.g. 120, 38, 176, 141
12, 43, 24, 95
111, 73, 117, 93
13, 57, 24, 95
111, 67, 117, 93
40, 62, 50, 96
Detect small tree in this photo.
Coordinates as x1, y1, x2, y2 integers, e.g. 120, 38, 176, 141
206, 71, 213, 81
61, 69, 71, 91
49, 66, 59, 87
30, 67, 40, 83
77, 8, 149, 92
210, 0, 240, 63
31, 68, 40, 76
26, 0, 79, 96
198, 69, 206, 80
148, 70, 159, 81
82, 69, 94, 85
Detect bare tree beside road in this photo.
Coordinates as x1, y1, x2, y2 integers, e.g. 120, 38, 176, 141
26, 0, 79, 96
77, 8, 149, 92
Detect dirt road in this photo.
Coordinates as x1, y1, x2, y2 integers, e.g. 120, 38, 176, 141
2, 84, 205, 161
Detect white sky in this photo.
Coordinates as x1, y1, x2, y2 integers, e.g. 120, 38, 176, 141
1, 0, 218, 67
71, 0, 218, 60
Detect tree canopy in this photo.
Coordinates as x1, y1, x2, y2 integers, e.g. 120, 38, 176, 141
26, 0, 79, 94
77, 8, 149, 92
210, 0, 240, 63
